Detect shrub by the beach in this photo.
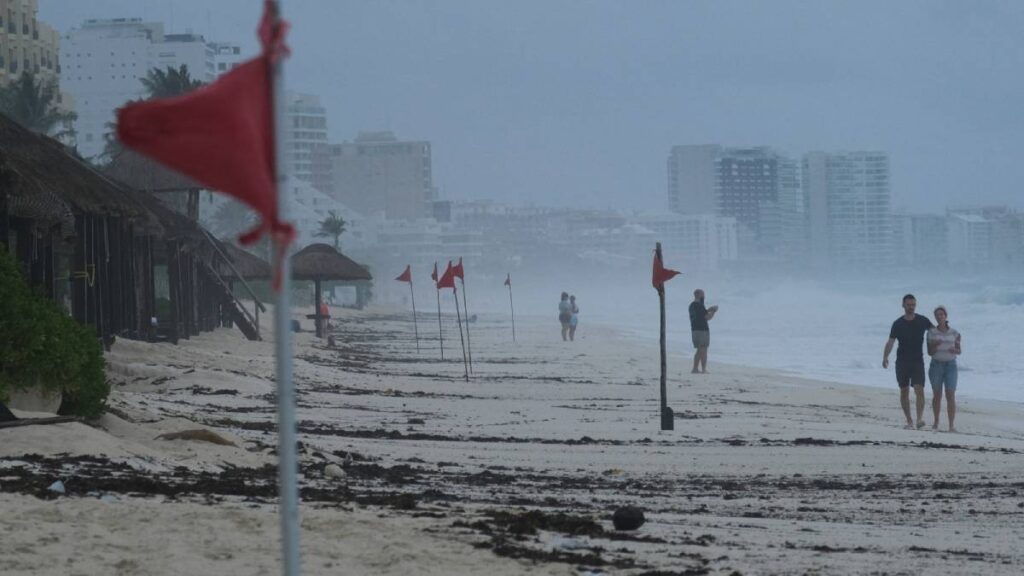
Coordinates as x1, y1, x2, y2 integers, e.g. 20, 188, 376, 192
0, 249, 108, 419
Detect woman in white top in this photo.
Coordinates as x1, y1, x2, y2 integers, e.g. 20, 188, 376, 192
927, 306, 962, 432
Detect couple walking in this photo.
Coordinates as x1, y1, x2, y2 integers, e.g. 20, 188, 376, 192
558, 292, 580, 341
883, 294, 962, 432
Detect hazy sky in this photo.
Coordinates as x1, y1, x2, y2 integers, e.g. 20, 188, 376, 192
42, 0, 1024, 213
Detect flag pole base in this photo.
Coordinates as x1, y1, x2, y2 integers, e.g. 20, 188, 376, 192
661, 406, 674, 431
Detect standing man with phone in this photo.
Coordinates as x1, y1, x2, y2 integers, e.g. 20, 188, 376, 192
689, 289, 718, 374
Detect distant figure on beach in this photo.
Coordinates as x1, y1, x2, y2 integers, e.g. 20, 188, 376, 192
558, 292, 572, 341
882, 294, 934, 429
927, 306, 962, 432
569, 295, 579, 341
319, 300, 331, 331
688, 289, 718, 374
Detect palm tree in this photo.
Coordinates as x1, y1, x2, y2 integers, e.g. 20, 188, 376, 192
140, 65, 205, 99
101, 65, 204, 163
315, 211, 347, 250
0, 72, 76, 140
212, 199, 257, 239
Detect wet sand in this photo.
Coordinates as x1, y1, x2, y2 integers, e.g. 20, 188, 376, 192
2, 307, 1023, 575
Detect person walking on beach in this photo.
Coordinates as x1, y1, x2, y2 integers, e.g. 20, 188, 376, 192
558, 292, 572, 341
927, 305, 962, 432
689, 289, 718, 374
568, 295, 579, 341
883, 294, 934, 429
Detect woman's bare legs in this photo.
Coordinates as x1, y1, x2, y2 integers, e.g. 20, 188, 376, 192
946, 389, 956, 432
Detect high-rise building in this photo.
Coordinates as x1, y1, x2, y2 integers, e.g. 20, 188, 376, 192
1, 0, 68, 139
667, 144, 719, 214
284, 91, 328, 183
60, 18, 238, 160
668, 145, 801, 259
803, 151, 893, 269
0, 0, 60, 86
209, 41, 243, 75
316, 131, 433, 221
893, 213, 947, 268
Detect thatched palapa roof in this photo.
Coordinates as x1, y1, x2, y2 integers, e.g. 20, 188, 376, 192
291, 243, 372, 282
219, 242, 272, 280
104, 149, 202, 192
0, 113, 160, 234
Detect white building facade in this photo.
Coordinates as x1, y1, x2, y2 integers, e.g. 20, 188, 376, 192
60, 18, 239, 160
803, 151, 893, 270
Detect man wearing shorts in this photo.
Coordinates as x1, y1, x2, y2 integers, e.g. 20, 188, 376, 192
882, 294, 934, 429
689, 289, 717, 374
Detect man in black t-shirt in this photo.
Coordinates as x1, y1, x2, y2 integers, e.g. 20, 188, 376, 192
689, 289, 718, 374
883, 293, 934, 429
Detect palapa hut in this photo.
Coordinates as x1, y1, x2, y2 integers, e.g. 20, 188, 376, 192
104, 151, 265, 342
1, 113, 161, 345
291, 243, 373, 337
1, 113, 262, 344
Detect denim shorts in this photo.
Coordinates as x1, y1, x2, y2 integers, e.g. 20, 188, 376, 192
929, 359, 958, 392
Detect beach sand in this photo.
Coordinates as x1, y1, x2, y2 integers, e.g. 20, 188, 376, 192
2, 307, 1023, 575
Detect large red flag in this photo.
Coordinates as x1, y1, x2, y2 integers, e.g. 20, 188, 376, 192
117, 1, 293, 284
395, 265, 412, 283
452, 257, 464, 280
652, 251, 681, 290
437, 261, 456, 290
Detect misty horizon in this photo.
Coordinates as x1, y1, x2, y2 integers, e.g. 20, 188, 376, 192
40, 0, 1024, 214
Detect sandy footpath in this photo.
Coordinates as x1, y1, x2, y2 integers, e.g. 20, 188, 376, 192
2, 305, 1023, 575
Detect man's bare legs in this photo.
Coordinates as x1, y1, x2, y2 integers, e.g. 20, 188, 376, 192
899, 386, 913, 427
692, 347, 708, 373
946, 389, 957, 432
914, 385, 926, 427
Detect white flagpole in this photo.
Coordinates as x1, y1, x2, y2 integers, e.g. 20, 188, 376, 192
269, 2, 301, 575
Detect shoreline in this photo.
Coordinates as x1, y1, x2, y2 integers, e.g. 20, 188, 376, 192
2, 307, 1023, 574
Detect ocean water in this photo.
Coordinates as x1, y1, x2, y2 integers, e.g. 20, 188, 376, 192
589, 276, 1024, 404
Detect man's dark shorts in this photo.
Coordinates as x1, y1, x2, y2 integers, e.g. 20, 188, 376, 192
895, 360, 925, 389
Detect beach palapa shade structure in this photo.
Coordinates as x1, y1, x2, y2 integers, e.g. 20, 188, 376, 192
291, 242, 372, 337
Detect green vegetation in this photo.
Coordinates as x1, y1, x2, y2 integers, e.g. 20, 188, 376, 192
0, 249, 109, 419
315, 211, 347, 250
0, 71, 77, 139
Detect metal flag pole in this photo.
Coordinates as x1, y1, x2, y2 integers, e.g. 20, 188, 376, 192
506, 274, 515, 343
434, 262, 444, 360
453, 285, 469, 381
409, 277, 420, 353
460, 275, 473, 373
656, 242, 673, 431
269, 1, 301, 574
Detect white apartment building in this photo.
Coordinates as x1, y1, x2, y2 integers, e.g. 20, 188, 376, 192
947, 213, 991, 268
630, 213, 738, 271
315, 131, 433, 221
803, 151, 893, 270
209, 41, 244, 74
667, 144, 720, 215
668, 145, 802, 260
60, 18, 241, 160
284, 91, 328, 184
